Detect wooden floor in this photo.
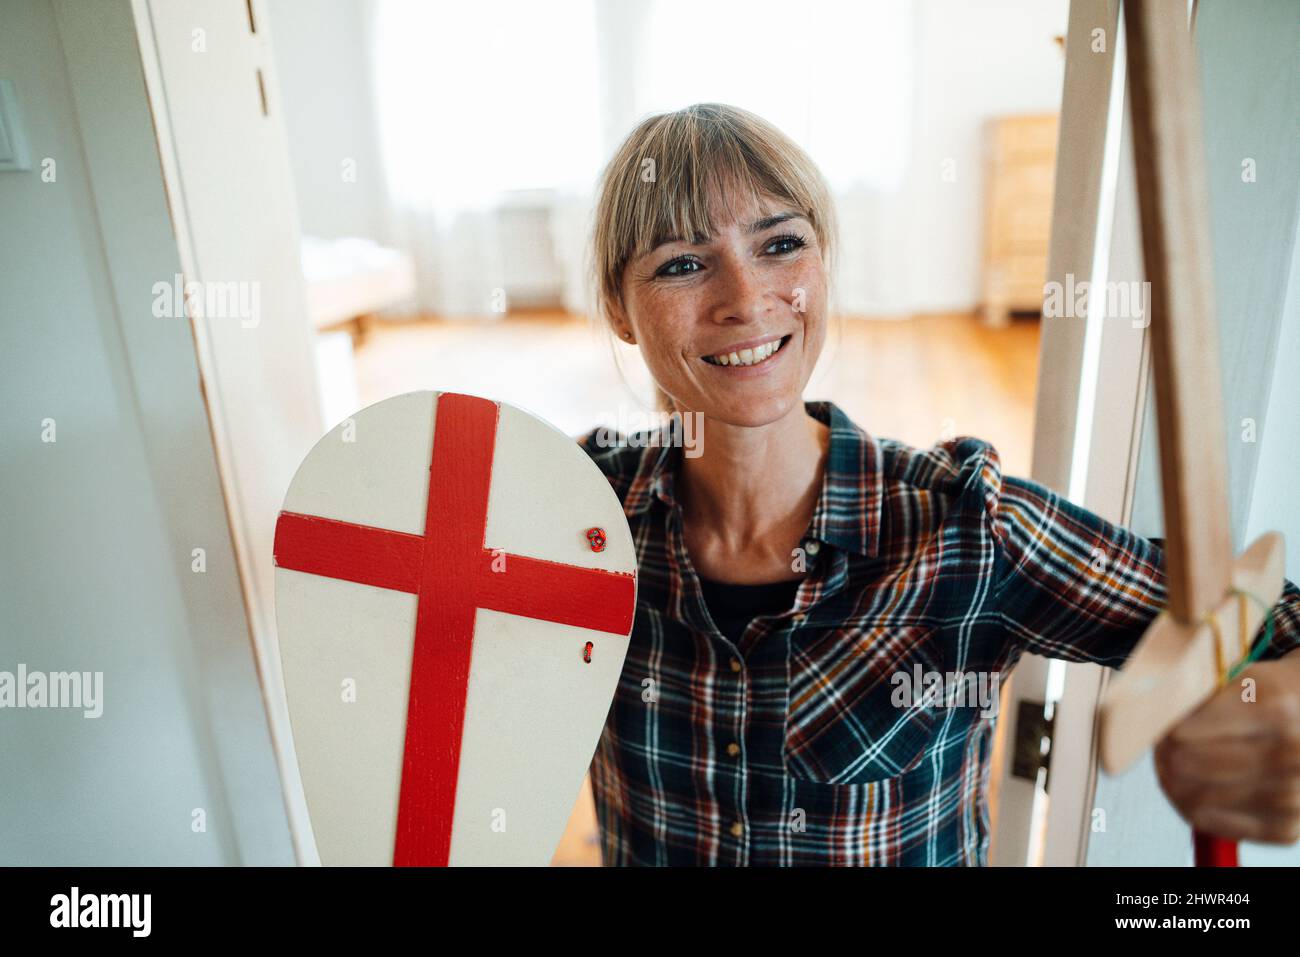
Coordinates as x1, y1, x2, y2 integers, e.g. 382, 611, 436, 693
346, 309, 1042, 865
352, 310, 1042, 475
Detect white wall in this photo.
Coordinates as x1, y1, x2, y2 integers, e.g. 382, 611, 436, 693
266, 0, 386, 241
1240, 216, 1300, 866
0, 0, 294, 865
896, 0, 1071, 315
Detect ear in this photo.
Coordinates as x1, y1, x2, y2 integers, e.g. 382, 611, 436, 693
607, 298, 636, 345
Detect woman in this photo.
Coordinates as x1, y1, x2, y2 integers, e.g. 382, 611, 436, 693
577, 103, 1300, 865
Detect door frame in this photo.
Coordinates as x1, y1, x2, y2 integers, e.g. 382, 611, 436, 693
127, 0, 325, 864
992, 0, 1155, 866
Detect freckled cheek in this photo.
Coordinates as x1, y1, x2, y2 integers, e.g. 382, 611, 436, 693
771, 260, 820, 317
789, 264, 829, 363
635, 308, 700, 375
803, 321, 829, 370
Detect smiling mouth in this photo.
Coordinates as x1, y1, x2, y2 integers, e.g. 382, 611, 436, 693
701, 334, 792, 368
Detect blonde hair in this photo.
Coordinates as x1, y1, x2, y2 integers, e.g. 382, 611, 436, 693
590, 103, 837, 412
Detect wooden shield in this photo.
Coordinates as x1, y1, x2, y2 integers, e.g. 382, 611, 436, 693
273, 391, 637, 865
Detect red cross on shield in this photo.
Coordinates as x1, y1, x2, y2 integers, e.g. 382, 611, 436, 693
273, 391, 637, 865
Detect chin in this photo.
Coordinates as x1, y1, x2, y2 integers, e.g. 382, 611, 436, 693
697, 387, 802, 429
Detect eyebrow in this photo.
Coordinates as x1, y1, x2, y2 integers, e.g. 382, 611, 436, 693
648, 211, 806, 253
748, 212, 802, 233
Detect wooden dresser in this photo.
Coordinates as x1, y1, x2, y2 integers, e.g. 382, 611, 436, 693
981, 113, 1059, 326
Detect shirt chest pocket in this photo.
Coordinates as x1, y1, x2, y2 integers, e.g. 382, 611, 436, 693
782, 623, 941, 785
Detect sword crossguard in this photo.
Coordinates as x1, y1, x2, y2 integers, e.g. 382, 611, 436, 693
1098, 531, 1286, 776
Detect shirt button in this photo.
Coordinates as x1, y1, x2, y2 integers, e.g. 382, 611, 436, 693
730, 822, 744, 838
729, 658, 742, 673
804, 539, 821, 556
726, 742, 741, 757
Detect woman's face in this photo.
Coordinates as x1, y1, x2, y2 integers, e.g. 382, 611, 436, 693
614, 188, 828, 428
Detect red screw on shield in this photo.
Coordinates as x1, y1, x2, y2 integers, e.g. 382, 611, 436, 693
583, 529, 606, 662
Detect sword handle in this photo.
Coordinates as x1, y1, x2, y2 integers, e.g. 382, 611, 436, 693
1193, 830, 1238, 867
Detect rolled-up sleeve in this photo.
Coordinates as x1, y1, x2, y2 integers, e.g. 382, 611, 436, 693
990, 474, 1300, 668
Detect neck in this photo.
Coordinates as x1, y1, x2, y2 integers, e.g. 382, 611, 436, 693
676, 401, 830, 557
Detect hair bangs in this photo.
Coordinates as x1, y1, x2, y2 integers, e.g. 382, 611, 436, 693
592, 103, 836, 323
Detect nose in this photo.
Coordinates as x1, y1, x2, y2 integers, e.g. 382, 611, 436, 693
708, 252, 774, 326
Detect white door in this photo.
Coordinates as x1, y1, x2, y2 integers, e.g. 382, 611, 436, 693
131, 0, 325, 861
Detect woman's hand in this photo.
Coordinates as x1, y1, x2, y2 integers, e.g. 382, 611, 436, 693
1154, 653, 1300, 844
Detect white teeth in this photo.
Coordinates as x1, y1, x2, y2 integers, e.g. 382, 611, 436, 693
705, 336, 786, 367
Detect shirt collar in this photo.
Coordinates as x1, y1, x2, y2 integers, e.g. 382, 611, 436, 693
620, 400, 884, 559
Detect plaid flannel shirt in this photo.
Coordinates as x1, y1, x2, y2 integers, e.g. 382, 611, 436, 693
576, 400, 1300, 866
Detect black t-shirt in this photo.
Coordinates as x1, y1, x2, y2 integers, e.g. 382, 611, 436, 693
697, 576, 803, 643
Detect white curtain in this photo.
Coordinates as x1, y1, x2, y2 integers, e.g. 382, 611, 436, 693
367, 0, 915, 317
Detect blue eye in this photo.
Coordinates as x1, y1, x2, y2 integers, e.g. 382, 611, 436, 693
658, 256, 702, 277
766, 233, 807, 255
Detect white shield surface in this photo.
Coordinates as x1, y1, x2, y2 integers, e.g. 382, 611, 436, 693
273, 391, 637, 865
